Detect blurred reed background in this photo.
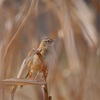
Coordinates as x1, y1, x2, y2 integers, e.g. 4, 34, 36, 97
0, 0, 100, 100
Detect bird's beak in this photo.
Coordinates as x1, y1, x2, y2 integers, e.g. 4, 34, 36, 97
54, 39, 57, 42
53, 39, 57, 46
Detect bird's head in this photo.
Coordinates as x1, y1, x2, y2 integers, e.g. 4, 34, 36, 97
39, 38, 55, 50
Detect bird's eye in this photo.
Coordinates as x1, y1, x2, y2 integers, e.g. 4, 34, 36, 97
44, 38, 53, 43
47, 40, 53, 43
44, 40, 51, 43
47, 40, 51, 42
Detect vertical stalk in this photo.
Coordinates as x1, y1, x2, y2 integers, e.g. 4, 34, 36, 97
42, 85, 49, 100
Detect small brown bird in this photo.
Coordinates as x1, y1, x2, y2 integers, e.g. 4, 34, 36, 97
11, 38, 55, 98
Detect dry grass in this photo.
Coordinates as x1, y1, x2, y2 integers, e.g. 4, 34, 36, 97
0, 0, 100, 100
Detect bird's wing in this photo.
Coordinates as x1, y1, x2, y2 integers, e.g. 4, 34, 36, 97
11, 48, 37, 95
17, 48, 36, 78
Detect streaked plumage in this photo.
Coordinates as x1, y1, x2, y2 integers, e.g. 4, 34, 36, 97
11, 38, 55, 96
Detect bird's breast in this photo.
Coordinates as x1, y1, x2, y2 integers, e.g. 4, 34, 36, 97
29, 48, 55, 71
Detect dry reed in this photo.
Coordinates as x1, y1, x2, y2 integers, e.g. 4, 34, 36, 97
0, 0, 100, 100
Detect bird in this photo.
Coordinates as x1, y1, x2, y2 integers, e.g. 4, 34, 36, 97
11, 38, 56, 99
